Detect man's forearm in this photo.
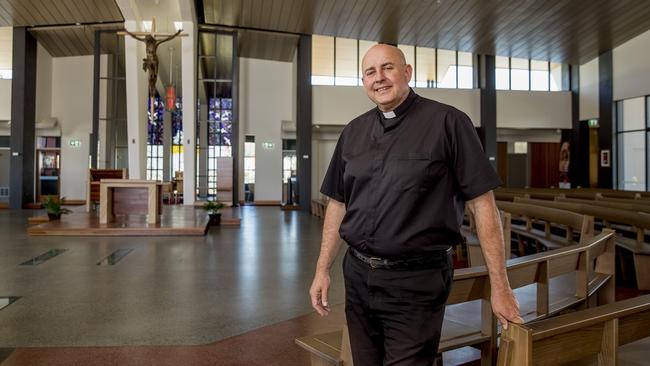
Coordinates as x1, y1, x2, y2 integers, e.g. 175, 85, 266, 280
468, 192, 511, 291
316, 200, 346, 273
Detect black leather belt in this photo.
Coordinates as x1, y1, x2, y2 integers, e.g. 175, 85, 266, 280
349, 247, 451, 270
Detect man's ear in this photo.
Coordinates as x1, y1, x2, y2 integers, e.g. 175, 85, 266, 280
405, 64, 413, 83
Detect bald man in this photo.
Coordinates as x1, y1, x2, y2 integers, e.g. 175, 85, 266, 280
310, 44, 521, 365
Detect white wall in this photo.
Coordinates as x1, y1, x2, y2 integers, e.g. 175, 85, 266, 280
240, 57, 293, 202
496, 90, 572, 129
0, 79, 9, 121
51, 55, 94, 200
35, 43, 52, 124
580, 58, 599, 120
313, 86, 482, 126
613, 29, 650, 101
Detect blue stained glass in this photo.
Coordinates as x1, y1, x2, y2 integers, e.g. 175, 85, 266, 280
221, 110, 232, 121
213, 98, 221, 109
171, 103, 183, 145
221, 98, 232, 110
147, 95, 164, 145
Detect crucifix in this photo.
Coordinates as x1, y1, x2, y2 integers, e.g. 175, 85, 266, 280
118, 18, 187, 117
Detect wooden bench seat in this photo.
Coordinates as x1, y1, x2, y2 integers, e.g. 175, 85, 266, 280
296, 231, 616, 366
498, 294, 650, 366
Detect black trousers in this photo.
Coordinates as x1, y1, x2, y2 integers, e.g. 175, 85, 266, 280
343, 248, 453, 366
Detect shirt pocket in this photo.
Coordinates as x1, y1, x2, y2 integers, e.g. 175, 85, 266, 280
387, 152, 433, 192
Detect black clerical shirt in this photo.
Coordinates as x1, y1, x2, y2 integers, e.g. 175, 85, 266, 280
320, 90, 501, 258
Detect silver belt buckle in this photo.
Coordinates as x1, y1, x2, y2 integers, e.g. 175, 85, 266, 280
369, 256, 383, 269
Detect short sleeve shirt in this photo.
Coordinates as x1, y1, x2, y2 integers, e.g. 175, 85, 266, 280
320, 90, 501, 258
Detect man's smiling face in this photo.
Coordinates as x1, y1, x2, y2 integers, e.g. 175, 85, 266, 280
361, 44, 413, 112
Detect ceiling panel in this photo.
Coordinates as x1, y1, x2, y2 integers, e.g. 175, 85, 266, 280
201, 0, 650, 64
29, 23, 124, 57
0, 0, 123, 27
238, 30, 298, 62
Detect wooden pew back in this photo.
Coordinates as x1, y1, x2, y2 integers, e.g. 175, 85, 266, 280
498, 294, 650, 366
555, 196, 650, 214
516, 197, 650, 242
496, 201, 594, 246
296, 231, 616, 366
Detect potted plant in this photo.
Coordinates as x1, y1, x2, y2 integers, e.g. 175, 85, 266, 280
203, 200, 224, 226
42, 196, 71, 220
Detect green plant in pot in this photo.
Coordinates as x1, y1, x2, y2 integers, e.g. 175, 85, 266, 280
203, 200, 224, 226
42, 196, 72, 220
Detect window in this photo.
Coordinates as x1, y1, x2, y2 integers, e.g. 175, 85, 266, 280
550, 62, 562, 91
437, 49, 456, 89
398, 44, 416, 87
615, 97, 647, 191
197, 31, 235, 199
312, 35, 474, 90
335, 37, 358, 85
415, 47, 436, 88
312, 35, 334, 85
243, 136, 255, 203
530, 60, 549, 91
358, 40, 377, 84
510, 57, 529, 90
495, 56, 510, 90
244, 136, 255, 185
146, 96, 164, 181
171, 98, 184, 177
457, 52, 473, 89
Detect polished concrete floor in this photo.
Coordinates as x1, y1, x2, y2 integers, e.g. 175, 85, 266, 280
0, 206, 346, 347
1, 206, 649, 365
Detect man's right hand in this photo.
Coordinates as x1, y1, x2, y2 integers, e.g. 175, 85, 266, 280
309, 271, 331, 316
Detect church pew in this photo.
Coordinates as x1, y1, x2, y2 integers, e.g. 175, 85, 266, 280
555, 196, 650, 214
515, 197, 650, 290
295, 231, 616, 366
497, 294, 650, 366
464, 211, 512, 267
496, 201, 594, 254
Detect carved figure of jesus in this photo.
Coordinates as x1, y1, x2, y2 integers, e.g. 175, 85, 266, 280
123, 29, 182, 97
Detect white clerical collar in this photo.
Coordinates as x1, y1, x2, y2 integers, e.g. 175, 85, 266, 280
382, 111, 396, 119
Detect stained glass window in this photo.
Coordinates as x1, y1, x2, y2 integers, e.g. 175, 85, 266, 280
147, 95, 165, 181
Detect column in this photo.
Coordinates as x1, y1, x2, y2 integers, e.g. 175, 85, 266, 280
598, 51, 613, 189
123, 20, 148, 179
181, 21, 197, 204
9, 27, 37, 209
479, 54, 497, 170
296, 35, 312, 212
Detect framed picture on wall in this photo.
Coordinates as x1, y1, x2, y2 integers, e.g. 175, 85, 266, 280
600, 149, 611, 167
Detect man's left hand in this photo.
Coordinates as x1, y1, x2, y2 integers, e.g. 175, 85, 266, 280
491, 287, 523, 330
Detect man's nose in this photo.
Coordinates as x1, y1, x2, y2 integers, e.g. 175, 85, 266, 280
374, 69, 386, 83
